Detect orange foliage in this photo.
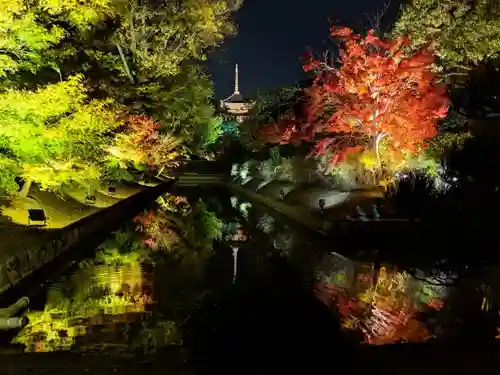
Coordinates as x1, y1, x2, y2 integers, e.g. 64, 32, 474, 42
123, 115, 160, 147
314, 266, 441, 345
264, 26, 450, 166
117, 115, 182, 170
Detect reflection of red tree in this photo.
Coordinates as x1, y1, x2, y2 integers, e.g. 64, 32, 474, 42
364, 309, 430, 345
314, 272, 434, 344
314, 283, 366, 318
134, 210, 155, 226
314, 283, 341, 308
133, 207, 184, 251
363, 297, 431, 345
427, 298, 444, 311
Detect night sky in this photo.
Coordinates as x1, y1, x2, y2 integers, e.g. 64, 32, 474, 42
207, 0, 401, 100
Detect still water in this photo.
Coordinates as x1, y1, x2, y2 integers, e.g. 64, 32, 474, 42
7, 186, 496, 355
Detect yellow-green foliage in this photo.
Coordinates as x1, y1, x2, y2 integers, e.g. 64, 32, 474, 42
0, 75, 86, 122
0, 75, 121, 193
115, 0, 242, 77
426, 131, 473, 157
327, 144, 441, 187
12, 262, 181, 353
393, 0, 500, 69
0, 0, 114, 77
39, 0, 115, 29
0, 0, 241, 192
0, 0, 240, 80
359, 150, 379, 170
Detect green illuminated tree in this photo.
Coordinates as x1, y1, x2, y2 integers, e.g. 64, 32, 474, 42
0, 0, 241, 154
392, 0, 500, 71
0, 75, 121, 195
111, 0, 239, 79
127, 64, 223, 150
0, 0, 115, 84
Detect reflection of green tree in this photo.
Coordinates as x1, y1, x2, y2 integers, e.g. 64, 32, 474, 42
132, 194, 223, 256
21, 194, 225, 354
96, 193, 223, 266
190, 200, 223, 246
97, 230, 149, 265
12, 262, 182, 353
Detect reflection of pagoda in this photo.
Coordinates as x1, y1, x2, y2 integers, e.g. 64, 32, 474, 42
220, 64, 254, 123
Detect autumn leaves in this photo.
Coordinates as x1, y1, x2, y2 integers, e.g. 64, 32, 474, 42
263, 26, 450, 183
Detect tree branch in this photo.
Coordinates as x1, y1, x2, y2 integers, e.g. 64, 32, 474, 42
115, 43, 135, 84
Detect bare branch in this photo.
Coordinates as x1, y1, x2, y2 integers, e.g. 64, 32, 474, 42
367, 0, 393, 33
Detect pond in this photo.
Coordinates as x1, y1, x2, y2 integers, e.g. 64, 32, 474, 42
4, 185, 499, 367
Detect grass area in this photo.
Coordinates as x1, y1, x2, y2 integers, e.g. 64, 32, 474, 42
62, 185, 121, 208
0, 188, 98, 229
1, 182, 146, 230
0, 182, 147, 260
0, 180, 148, 226
96, 182, 145, 200
1, 196, 44, 226
30, 189, 99, 228
0, 196, 54, 262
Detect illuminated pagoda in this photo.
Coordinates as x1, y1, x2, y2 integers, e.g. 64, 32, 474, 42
220, 64, 253, 123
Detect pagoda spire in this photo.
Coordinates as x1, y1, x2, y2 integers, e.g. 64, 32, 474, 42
234, 63, 240, 94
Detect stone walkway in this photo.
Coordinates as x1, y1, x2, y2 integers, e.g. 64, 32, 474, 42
228, 181, 412, 237
226, 182, 328, 234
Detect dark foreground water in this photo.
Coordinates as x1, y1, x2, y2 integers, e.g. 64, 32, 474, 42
4, 186, 499, 372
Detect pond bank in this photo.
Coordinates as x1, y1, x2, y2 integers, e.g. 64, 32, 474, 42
0, 181, 176, 302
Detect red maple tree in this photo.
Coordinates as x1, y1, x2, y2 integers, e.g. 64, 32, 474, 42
115, 115, 183, 173
124, 115, 160, 145
263, 26, 450, 168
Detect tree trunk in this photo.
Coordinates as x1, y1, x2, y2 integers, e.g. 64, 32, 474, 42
372, 132, 389, 186
116, 43, 135, 84
18, 178, 33, 198
373, 132, 386, 168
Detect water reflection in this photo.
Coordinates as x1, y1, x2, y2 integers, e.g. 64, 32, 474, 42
256, 213, 275, 234
314, 253, 449, 345
240, 199, 473, 345
10, 189, 232, 355
8, 186, 498, 360
12, 261, 180, 353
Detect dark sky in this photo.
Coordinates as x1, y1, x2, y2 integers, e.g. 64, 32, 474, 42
207, 0, 400, 100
